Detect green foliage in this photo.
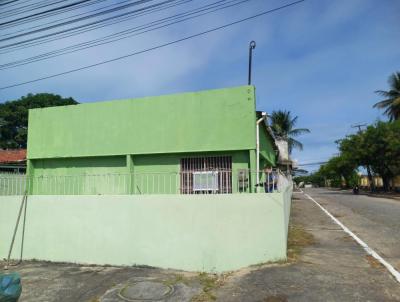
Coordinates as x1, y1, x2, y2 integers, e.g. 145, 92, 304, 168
294, 172, 325, 187
314, 155, 358, 188
0, 93, 78, 148
374, 71, 400, 121
270, 110, 310, 154
339, 121, 400, 190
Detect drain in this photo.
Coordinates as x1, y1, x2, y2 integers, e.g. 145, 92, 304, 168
118, 280, 174, 301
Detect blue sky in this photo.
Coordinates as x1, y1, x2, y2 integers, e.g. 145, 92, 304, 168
0, 0, 399, 170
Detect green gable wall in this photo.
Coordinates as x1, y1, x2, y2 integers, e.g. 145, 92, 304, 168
27, 86, 257, 159
259, 126, 277, 167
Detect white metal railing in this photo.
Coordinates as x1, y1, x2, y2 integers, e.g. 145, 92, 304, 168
0, 170, 291, 196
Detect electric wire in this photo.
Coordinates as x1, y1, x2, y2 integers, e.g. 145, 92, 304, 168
0, 0, 244, 69
0, 0, 95, 27
0, 0, 192, 54
0, 0, 133, 38
0, 0, 305, 90
0, 0, 117, 29
0, 0, 164, 45
0, 0, 186, 52
1, 0, 76, 20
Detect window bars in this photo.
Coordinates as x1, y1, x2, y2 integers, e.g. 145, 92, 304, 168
180, 156, 232, 194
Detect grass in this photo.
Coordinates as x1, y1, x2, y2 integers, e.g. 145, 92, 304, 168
190, 272, 231, 302
163, 274, 190, 286
365, 255, 384, 269
287, 223, 315, 262
264, 295, 288, 302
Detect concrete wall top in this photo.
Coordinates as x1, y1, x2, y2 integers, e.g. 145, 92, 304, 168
27, 86, 258, 159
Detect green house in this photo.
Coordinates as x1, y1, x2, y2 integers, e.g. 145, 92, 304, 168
26, 85, 278, 195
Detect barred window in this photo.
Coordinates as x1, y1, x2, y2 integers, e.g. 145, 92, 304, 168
180, 156, 232, 194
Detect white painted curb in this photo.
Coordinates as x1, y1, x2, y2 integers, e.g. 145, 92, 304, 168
304, 193, 400, 283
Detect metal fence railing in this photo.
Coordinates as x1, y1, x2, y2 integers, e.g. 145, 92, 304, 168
0, 170, 291, 196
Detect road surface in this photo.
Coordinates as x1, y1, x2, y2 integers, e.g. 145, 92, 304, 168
305, 187, 400, 272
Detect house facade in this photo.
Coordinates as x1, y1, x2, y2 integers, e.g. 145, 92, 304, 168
26, 85, 278, 195
0, 149, 26, 173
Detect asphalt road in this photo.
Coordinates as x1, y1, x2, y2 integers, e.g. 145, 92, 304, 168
304, 187, 400, 272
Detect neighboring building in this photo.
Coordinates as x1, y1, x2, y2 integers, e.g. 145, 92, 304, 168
360, 174, 400, 191
27, 86, 278, 195
0, 149, 26, 173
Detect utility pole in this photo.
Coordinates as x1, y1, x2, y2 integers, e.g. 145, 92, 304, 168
248, 41, 256, 85
351, 123, 374, 192
351, 123, 367, 133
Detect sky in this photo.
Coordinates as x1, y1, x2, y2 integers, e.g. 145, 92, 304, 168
0, 0, 399, 171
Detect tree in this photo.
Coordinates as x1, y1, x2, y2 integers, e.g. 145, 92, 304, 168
339, 121, 400, 191
270, 110, 310, 154
319, 155, 358, 188
374, 71, 400, 121
0, 93, 78, 149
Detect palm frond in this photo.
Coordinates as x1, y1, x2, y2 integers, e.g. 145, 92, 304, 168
289, 128, 310, 136
388, 71, 400, 91
373, 99, 394, 109
288, 138, 303, 153
290, 115, 298, 127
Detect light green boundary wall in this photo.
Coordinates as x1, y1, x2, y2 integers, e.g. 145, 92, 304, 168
0, 191, 292, 272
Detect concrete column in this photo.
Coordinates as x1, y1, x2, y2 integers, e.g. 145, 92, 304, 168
249, 150, 257, 193
26, 159, 34, 195
126, 155, 134, 194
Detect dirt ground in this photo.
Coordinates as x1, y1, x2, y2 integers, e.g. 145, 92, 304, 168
1, 191, 400, 301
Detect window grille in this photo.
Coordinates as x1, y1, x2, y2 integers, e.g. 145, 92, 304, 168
180, 156, 232, 194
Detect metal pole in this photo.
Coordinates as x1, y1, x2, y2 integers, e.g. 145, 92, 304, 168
248, 40, 256, 85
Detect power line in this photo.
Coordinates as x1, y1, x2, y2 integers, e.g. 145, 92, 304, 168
0, 0, 245, 70
0, 0, 191, 54
0, 0, 169, 48
0, 0, 305, 90
0, 0, 194, 54
0, 0, 131, 38
0, 0, 94, 27
1, 0, 74, 20
0, 0, 22, 7
297, 162, 328, 166
0, 0, 139, 30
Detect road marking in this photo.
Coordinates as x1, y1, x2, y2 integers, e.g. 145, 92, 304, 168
304, 192, 400, 283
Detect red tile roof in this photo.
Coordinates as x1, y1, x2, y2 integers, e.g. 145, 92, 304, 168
0, 149, 26, 163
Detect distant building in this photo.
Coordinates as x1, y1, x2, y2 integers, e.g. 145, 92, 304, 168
0, 149, 26, 173
359, 174, 400, 191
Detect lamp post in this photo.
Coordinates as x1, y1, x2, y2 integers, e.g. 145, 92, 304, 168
248, 41, 256, 85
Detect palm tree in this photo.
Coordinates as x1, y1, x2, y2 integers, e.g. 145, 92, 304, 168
270, 110, 310, 154
374, 71, 400, 121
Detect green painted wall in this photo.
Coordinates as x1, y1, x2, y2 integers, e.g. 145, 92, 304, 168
0, 192, 292, 272
259, 126, 277, 166
27, 86, 257, 159
28, 151, 250, 194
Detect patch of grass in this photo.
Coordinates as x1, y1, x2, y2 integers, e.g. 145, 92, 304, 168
342, 235, 354, 242
365, 255, 384, 269
190, 272, 231, 302
264, 295, 288, 302
287, 224, 315, 262
163, 274, 190, 286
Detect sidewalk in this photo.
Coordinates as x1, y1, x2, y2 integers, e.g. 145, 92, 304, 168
361, 191, 400, 201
